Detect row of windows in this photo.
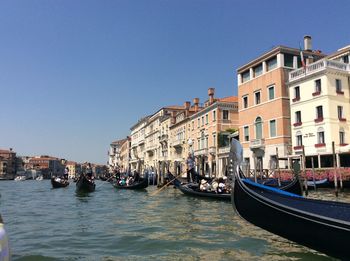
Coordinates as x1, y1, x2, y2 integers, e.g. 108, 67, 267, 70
195, 134, 217, 150
242, 85, 275, 109
241, 54, 307, 84
243, 118, 277, 141
294, 105, 346, 125
241, 56, 278, 83
293, 78, 344, 101
191, 110, 229, 130
295, 128, 346, 147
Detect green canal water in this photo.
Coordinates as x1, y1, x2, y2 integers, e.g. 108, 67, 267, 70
0, 180, 345, 260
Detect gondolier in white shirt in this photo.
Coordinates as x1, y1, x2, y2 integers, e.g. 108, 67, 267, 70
186, 152, 199, 183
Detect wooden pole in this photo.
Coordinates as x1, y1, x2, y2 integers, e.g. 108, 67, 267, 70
149, 172, 185, 196
302, 146, 308, 196
311, 157, 316, 191
276, 147, 281, 187
332, 142, 338, 197
337, 153, 343, 190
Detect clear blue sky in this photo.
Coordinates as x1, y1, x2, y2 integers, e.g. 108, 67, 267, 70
1, 0, 349, 164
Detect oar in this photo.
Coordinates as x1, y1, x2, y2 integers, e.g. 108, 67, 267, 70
149, 172, 185, 196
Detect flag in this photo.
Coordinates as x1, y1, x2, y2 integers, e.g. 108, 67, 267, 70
299, 43, 306, 69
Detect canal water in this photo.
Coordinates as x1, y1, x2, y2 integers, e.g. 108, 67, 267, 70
0, 180, 345, 260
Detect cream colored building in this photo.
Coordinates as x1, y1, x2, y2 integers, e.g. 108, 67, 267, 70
237, 36, 325, 171
144, 106, 184, 172
288, 45, 350, 167
119, 137, 130, 172
169, 101, 197, 176
189, 88, 239, 177
130, 116, 149, 173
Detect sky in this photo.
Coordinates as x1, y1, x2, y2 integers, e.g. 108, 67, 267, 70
1, 0, 349, 165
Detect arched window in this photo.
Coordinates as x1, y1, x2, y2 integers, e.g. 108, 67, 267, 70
255, 117, 263, 139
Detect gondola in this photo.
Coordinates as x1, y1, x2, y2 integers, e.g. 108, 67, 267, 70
113, 174, 148, 190
173, 178, 231, 200
51, 177, 69, 188
76, 175, 95, 193
230, 139, 350, 260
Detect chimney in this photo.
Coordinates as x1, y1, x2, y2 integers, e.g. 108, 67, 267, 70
304, 35, 312, 52
171, 111, 177, 124
208, 88, 215, 105
184, 101, 191, 117
193, 98, 199, 112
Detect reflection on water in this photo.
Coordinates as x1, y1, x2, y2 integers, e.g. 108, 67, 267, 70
0, 180, 342, 260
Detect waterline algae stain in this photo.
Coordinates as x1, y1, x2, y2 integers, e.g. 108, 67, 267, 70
0, 180, 341, 260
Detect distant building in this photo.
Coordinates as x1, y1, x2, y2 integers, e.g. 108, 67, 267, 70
66, 161, 81, 178
26, 156, 64, 178
0, 148, 16, 179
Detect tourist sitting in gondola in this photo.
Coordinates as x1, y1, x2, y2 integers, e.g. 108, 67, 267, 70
118, 177, 126, 186
126, 175, 134, 186
210, 178, 219, 192
199, 179, 211, 191
217, 177, 227, 194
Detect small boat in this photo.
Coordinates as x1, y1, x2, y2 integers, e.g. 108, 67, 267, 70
76, 175, 95, 193
230, 139, 350, 260
51, 177, 69, 188
113, 174, 148, 190
307, 178, 330, 189
36, 175, 44, 181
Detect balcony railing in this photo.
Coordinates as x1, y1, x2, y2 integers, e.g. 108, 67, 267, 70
249, 138, 265, 149
159, 134, 168, 142
218, 146, 230, 154
172, 139, 185, 147
194, 148, 208, 156
208, 146, 216, 154
145, 144, 157, 152
289, 59, 350, 82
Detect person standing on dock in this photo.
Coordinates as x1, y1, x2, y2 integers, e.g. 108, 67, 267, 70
186, 152, 198, 183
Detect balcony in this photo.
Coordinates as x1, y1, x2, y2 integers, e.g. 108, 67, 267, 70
172, 139, 185, 148
194, 148, 208, 156
314, 117, 324, 123
145, 144, 157, 152
249, 138, 265, 149
293, 122, 302, 127
208, 146, 216, 154
315, 143, 326, 148
293, 145, 304, 151
218, 146, 230, 154
292, 97, 300, 102
289, 58, 350, 83
159, 134, 168, 142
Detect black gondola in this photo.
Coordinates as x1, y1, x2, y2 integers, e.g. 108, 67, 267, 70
230, 139, 350, 260
171, 170, 302, 200
51, 177, 69, 188
76, 175, 95, 193
113, 174, 148, 190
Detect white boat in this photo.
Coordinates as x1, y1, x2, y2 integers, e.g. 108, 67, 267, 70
36, 176, 44, 181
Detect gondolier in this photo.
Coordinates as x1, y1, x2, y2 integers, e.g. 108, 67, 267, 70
186, 152, 199, 183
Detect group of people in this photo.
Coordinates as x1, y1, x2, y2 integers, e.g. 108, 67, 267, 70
186, 152, 230, 193
199, 176, 230, 194
115, 170, 140, 186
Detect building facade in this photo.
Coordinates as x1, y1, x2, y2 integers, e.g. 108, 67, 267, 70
237, 36, 325, 171
288, 45, 350, 167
